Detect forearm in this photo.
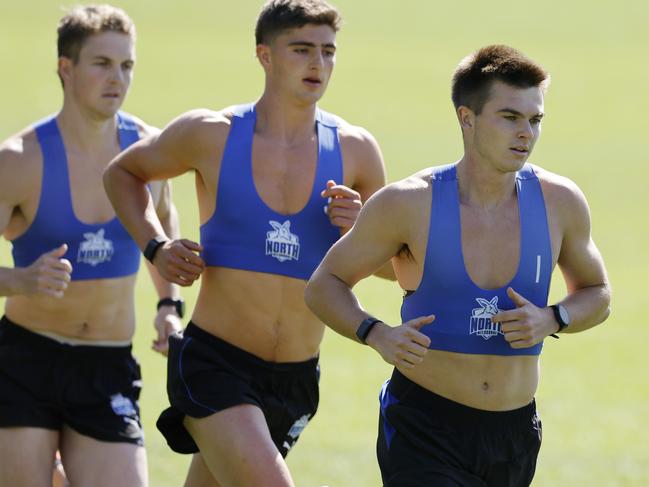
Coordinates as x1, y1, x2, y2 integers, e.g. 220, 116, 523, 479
305, 269, 372, 343
103, 165, 166, 250
559, 282, 611, 333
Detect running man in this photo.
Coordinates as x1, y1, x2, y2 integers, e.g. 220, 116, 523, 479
104, 2, 390, 485
0, 5, 182, 486
306, 45, 611, 486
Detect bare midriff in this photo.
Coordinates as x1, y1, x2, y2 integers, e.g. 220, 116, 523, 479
191, 267, 324, 363
5, 274, 137, 341
399, 350, 540, 411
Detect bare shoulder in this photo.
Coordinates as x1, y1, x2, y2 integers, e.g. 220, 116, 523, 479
0, 127, 42, 195
534, 164, 592, 235
334, 114, 381, 157
365, 168, 432, 214
161, 108, 232, 146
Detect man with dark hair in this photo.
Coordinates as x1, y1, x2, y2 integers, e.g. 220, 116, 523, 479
0, 5, 182, 486
104, 0, 389, 485
306, 44, 611, 486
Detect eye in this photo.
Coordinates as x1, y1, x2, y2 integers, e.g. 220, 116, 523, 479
530, 118, 542, 125
294, 48, 308, 54
504, 115, 517, 121
122, 62, 134, 71
323, 50, 335, 58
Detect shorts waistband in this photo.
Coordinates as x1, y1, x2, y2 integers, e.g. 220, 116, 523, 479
0, 315, 133, 356
185, 321, 318, 373
388, 369, 536, 430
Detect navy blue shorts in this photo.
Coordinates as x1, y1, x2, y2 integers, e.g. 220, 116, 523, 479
0, 316, 143, 445
377, 369, 542, 486
157, 322, 319, 457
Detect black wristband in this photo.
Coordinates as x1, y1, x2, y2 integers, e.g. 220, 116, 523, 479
157, 297, 185, 318
143, 236, 167, 263
356, 317, 382, 345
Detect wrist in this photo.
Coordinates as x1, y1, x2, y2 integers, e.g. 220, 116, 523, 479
143, 236, 168, 264
157, 297, 185, 318
365, 321, 389, 349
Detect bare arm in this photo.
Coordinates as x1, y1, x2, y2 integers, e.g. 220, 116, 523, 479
305, 185, 432, 368
493, 178, 611, 347
103, 111, 215, 286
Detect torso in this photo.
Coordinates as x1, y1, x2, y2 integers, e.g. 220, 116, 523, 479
190, 107, 365, 362
3, 116, 150, 341
392, 165, 565, 410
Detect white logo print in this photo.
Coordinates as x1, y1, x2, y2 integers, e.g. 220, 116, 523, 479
77, 229, 114, 266
266, 220, 300, 262
469, 297, 503, 340
110, 393, 136, 417
282, 414, 311, 452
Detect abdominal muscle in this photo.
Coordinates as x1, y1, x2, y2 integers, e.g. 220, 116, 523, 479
399, 350, 540, 411
4, 274, 137, 342
191, 267, 324, 363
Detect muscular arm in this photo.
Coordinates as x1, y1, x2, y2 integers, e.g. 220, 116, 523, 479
104, 110, 220, 286
306, 184, 431, 367
553, 182, 611, 333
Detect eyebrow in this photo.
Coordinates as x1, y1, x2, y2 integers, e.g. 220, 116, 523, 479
497, 108, 544, 119
287, 41, 336, 49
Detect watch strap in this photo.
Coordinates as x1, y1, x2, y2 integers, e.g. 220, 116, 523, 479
356, 317, 382, 345
143, 236, 167, 263
157, 297, 185, 318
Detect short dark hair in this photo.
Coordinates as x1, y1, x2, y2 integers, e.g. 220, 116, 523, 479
452, 45, 550, 114
57, 4, 135, 63
255, 0, 342, 45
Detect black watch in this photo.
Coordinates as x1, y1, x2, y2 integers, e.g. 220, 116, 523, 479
356, 317, 382, 345
143, 236, 168, 263
549, 303, 570, 338
157, 297, 185, 318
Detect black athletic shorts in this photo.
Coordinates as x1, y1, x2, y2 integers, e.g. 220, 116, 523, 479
0, 316, 143, 445
377, 369, 542, 487
157, 321, 319, 457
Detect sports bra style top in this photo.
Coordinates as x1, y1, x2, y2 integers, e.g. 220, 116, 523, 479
200, 104, 343, 281
401, 163, 552, 356
11, 113, 141, 280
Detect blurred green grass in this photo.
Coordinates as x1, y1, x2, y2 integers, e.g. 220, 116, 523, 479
1, 1, 648, 485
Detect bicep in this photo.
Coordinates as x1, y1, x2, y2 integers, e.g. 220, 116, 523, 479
556, 191, 608, 292
348, 130, 387, 202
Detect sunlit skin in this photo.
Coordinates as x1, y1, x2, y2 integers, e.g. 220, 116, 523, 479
258, 24, 336, 108
60, 31, 135, 121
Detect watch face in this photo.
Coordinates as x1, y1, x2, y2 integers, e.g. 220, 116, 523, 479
558, 304, 571, 325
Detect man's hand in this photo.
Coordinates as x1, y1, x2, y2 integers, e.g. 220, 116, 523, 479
15, 244, 72, 298
152, 306, 183, 356
153, 239, 205, 286
492, 287, 558, 348
366, 315, 434, 369
321, 180, 362, 235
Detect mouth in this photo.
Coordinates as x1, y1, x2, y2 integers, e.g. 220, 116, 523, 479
510, 146, 529, 156
303, 77, 322, 87
102, 92, 121, 99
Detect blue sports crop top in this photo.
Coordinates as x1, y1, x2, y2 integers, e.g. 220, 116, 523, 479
200, 103, 343, 280
401, 163, 552, 356
11, 113, 141, 280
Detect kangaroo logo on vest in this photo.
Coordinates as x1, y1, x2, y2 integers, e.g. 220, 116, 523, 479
266, 220, 300, 262
470, 297, 503, 340
77, 229, 114, 266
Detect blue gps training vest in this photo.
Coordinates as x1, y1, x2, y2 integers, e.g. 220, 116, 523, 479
200, 103, 343, 280
401, 163, 552, 356
11, 113, 141, 280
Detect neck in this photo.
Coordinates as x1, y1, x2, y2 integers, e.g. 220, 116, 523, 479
455, 156, 518, 210
56, 99, 119, 152
255, 91, 317, 144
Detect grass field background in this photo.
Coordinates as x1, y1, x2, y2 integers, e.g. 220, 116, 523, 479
1, 1, 648, 485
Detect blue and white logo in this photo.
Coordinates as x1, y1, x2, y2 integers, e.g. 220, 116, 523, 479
266, 220, 300, 262
282, 414, 311, 452
469, 297, 503, 340
110, 393, 137, 417
77, 229, 113, 266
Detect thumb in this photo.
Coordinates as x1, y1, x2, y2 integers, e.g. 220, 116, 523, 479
408, 314, 436, 330
49, 244, 68, 258
181, 239, 203, 252
507, 287, 529, 307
